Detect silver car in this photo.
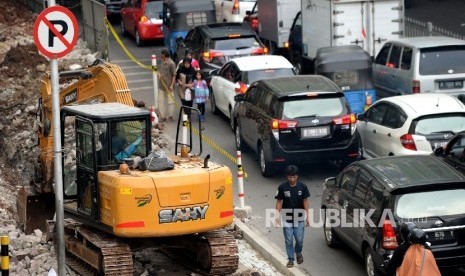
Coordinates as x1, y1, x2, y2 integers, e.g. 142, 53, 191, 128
373, 36, 465, 98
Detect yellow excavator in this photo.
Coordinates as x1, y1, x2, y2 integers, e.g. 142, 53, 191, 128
17, 59, 238, 275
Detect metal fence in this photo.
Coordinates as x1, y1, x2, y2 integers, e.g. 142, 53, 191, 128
81, 0, 108, 58
404, 17, 465, 40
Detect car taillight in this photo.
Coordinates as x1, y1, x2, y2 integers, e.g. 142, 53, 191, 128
400, 134, 417, 151
271, 119, 297, 141
252, 47, 268, 55
202, 51, 224, 63
332, 114, 357, 135
413, 80, 420, 93
382, 220, 398, 250
235, 82, 248, 94
232, 0, 240, 14
140, 15, 148, 22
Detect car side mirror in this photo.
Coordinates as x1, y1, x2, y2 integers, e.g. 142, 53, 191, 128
434, 147, 444, 156
246, 10, 252, 15
234, 93, 245, 102
357, 113, 366, 121
324, 177, 336, 189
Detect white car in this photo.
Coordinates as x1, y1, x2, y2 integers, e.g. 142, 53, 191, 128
213, 0, 256, 23
357, 93, 465, 158
209, 55, 295, 129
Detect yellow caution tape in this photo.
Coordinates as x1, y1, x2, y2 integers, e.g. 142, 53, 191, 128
104, 17, 154, 71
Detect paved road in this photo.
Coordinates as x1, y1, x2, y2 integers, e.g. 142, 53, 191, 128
106, 26, 366, 275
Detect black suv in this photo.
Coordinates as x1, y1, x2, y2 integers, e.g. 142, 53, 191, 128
321, 155, 465, 276
232, 75, 360, 176
175, 22, 266, 77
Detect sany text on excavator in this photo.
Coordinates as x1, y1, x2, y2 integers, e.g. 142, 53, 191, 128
17, 59, 239, 275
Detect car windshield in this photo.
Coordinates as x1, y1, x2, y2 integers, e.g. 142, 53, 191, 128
245, 68, 294, 84
412, 114, 465, 135
419, 46, 465, 75
281, 97, 344, 119
211, 37, 261, 51
396, 189, 465, 218
145, 1, 163, 19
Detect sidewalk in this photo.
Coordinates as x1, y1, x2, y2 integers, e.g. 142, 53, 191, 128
157, 119, 310, 276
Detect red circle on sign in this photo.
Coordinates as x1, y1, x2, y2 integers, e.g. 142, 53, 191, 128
33, 5, 79, 59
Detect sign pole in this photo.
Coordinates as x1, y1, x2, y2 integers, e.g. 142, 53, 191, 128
51, 57, 66, 276
34, 3, 79, 276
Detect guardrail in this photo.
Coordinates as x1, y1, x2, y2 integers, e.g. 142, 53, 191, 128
404, 17, 465, 40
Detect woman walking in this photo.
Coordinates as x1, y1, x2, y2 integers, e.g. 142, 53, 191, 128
192, 71, 209, 122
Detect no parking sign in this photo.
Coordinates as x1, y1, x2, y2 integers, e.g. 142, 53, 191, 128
33, 5, 79, 59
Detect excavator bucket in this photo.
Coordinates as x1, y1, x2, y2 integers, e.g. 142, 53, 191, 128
17, 186, 56, 235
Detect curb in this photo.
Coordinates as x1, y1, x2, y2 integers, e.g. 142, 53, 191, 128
234, 218, 310, 276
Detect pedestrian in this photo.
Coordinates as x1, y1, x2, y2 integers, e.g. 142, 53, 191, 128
157, 49, 176, 122
396, 228, 441, 276
176, 57, 196, 117
178, 48, 200, 71
274, 165, 310, 268
384, 222, 420, 275
191, 71, 209, 122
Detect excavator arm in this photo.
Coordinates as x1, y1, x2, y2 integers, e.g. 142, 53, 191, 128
36, 59, 136, 194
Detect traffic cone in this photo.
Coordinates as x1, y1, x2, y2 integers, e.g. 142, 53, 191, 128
150, 106, 158, 125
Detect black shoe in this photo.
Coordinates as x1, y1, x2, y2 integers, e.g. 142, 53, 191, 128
286, 260, 294, 268
297, 253, 303, 264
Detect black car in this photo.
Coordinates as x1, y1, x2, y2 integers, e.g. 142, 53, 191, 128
321, 155, 465, 276
232, 75, 361, 176
434, 130, 465, 175
175, 22, 267, 78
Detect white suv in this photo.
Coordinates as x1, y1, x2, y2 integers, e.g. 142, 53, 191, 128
373, 36, 465, 98
357, 93, 465, 158
213, 0, 256, 23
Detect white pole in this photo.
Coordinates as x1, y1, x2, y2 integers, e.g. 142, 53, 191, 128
237, 151, 245, 208
182, 114, 188, 145
152, 55, 158, 110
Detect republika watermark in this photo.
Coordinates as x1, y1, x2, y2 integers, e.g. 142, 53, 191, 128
266, 208, 428, 228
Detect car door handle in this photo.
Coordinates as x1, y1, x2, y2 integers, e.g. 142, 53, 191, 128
372, 129, 377, 134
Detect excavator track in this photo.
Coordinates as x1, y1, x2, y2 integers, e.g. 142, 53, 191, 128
64, 222, 134, 275
161, 229, 239, 275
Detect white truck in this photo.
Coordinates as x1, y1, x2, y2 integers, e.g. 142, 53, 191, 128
256, 0, 301, 55
288, 0, 404, 74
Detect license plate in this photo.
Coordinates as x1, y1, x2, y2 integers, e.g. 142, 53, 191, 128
428, 230, 455, 242
301, 127, 329, 138
438, 80, 463, 90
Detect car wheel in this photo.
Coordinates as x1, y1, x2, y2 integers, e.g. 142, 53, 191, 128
323, 209, 339, 248
229, 107, 234, 131
293, 62, 302, 75
365, 247, 382, 276
210, 92, 219, 115
235, 123, 247, 152
135, 30, 143, 46
258, 143, 274, 177
120, 20, 127, 36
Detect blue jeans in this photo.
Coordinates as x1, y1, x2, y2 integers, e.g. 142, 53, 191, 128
283, 221, 305, 261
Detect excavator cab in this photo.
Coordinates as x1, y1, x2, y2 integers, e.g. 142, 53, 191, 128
61, 103, 151, 221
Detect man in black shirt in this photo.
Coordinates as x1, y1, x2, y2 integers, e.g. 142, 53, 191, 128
275, 165, 310, 268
